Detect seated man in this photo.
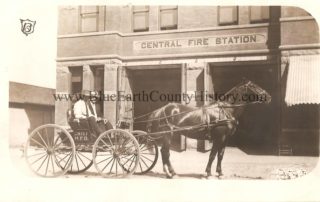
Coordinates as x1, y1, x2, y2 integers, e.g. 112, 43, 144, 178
73, 90, 110, 136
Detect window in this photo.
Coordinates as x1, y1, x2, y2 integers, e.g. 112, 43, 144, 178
132, 6, 149, 32
160, 6, 178, 30
250, 6, 270, 23
69, 67, 83, 96
79, 6, 99, 32
218, 6, 238, 26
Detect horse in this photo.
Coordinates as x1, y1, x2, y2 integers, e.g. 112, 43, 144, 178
145, 79, 272, 178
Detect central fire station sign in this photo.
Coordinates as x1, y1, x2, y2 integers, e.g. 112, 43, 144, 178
133, 33, 266, 51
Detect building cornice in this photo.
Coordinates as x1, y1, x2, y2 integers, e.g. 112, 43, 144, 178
57, 23, 270, 39
279, 16, 315, 22
56, 49, 272, 63
279, 43, 320, 50
55, 49, 281, 68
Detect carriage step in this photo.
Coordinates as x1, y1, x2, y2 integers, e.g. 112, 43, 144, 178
278, 145, 293, 156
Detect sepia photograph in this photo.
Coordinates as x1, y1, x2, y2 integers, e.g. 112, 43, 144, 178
2, 1, 320, 201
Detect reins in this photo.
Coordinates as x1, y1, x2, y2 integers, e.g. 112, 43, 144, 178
131, 101, 261, 124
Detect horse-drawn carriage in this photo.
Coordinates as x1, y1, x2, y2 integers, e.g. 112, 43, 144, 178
24, 80, 271, 178
24, 110, 159, 178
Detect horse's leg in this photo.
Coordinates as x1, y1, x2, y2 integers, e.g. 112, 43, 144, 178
205, 140, 219, 177
216, 143, 226, 177
216, 127, 230, 177
160, 135, 175, 178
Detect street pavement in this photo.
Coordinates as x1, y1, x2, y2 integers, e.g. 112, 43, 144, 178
9, 146, 318, 180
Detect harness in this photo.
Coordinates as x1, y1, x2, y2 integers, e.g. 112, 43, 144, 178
144, 104, 237, 140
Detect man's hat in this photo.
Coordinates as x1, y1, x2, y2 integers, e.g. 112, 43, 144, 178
81, 90, 99, 97
81, 90, 91, 97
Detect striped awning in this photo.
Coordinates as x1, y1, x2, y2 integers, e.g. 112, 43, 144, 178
285, 55, 320, 106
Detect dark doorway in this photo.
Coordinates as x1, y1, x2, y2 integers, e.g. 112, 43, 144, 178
129, 68, 181, 130
128, 67, 183, 150
211, 63, 278, 154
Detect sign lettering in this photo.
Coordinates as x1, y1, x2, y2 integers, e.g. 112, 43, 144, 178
133, 33, 266, 51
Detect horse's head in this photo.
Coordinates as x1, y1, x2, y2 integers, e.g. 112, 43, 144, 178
225, 78, 272, 105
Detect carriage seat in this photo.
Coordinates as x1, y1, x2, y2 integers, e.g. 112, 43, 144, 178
66, 109, 92, 132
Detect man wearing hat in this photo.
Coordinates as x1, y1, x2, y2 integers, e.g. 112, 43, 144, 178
73, 90, 107, 137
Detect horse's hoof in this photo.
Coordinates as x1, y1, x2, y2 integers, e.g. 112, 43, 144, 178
171, 174, 179, 179
206, 175, 216, 180
216, 172, 223, 176
163, 165, 171, 177
204, 172, 215, 179
217, 175, 225, 179
216, 173, 225, 179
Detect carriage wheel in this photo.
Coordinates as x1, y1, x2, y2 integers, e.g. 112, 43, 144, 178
131, 130, 158, 174
92, 129, 140, 178
67, 146, 93, 174
24, 124, 75, 177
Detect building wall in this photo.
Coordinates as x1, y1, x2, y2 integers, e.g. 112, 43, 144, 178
9, 104, 54, 147
56, 6, 320, 154
9, 82, 55, 147
279, 7, 319, 155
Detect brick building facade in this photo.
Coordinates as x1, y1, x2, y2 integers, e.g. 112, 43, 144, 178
56, 6, 319, 155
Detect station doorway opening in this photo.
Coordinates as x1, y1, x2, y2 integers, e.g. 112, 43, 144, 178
125, 67, 182, 148
209, 63, 278, 154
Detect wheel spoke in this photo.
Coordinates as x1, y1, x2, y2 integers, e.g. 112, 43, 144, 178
97, 156, 113, 165
109, 158, 116, 174
106, 133, 114, 147
76, 152, 87, 168
119, 154, 133, 161
36, 132, 49, 149
77, 151, 92, 161
45, 154, 50, 176
56, 151, 72, 169
27, 151, 46, 158
139, 160, 143, 173
115, 158, 118, 176
53, 136, 69, 150
36, 155, 48, 172
140, 155, 154, 163
120, 154, 134, 167
99, 138, 113, 150
139, 155, 150, 167
30, 153, 47, 165
127, 155, 136, 171
101, 157, 114, 172
30, 138, 47, 149
50, 155, 55, 174
123, 143, 137, 153
120, 136, 130, 148
53, 135, 60, 147
63, 152, 73, 170
26, 125, 75, 177
96, 146, 112, 153
114, 132, 118, 150
140, 152, 156, 155
74, 153, 80, 171
55, 154, 67, 169
140, 145, 154, 152
118, 161, 125, 174
139, 144, 147, 151
45, 128, 51, 148
122, 138, 136, 148
94, 130, 140, 177
56, 151, 71, 164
